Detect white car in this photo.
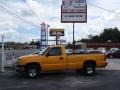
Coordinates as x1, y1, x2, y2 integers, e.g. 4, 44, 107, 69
97, 47, 106, 53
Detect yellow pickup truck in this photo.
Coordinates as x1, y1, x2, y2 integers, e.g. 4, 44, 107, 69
15, 45, 107, 78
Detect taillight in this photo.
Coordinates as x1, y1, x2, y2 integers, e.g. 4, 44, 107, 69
104, 54, 107, 61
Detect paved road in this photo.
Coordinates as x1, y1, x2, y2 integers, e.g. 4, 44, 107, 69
0, 70, 120, 90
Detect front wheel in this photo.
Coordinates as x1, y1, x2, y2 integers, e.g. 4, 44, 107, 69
82, 63, 95, 76
25, 65, 40, 78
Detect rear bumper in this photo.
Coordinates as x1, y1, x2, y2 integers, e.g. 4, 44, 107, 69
104, 62, 108, 67
99, 62, 108, 68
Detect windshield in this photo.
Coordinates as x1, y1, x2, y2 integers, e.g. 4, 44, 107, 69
41, 47, 50, 55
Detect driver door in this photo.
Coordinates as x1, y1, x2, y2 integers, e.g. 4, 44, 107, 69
42, 47, 66, 71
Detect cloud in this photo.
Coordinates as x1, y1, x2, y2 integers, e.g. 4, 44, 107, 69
0, 29, 39, 42
0, 0, 120, 43
0, 20, 18, 30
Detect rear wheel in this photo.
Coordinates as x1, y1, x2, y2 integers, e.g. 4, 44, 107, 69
25, 65, 40, 78
82, 63, 95, 76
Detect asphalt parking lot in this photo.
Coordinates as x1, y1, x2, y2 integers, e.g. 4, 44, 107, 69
0, 69, 120, 90
0, 50, 120, 90
0, 59, 119, 90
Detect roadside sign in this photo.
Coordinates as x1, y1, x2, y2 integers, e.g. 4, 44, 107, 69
40, 22, 47, 50
61, 12, 87, 23
49, 29, 64, 36
61, 0, 87, 23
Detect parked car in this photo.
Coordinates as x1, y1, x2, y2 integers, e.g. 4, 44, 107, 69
97, 47, 106, 53
105, 48, 118, 55
106, 49, 120, 58
110, 48, 118, 51
87, 50, 102, 54
66, 49, 73, 54
75, 49, 85, 54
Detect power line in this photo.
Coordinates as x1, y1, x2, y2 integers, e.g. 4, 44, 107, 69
23, 0, 41, 21
0, 3, 40, 28
88, 2, 120, 16
0, 7, 23, 21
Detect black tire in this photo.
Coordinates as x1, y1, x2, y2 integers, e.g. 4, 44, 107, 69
25, 65, 40, 78
76, 69, 81, 73
82, 63, 95, 76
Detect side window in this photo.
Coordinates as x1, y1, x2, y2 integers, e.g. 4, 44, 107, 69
118, 50, 120, 54
115, 51, 119, 54
47, 47, 62, 56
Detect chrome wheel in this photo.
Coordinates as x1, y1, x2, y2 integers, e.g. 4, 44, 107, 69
86, 66, 94, 75
26, 66, 39, 78
83, 64, 95, 76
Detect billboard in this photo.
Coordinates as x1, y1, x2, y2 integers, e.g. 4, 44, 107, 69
49, 29, 64, 36
61, 0, 87, 23
40, 22, 47, 50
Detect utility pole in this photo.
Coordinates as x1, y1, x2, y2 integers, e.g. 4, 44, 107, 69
1, 35, 5, 72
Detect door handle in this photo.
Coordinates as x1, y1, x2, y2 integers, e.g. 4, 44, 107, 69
59, 57, 63, 60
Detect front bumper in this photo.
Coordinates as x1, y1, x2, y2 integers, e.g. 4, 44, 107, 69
15, 64, 25, 73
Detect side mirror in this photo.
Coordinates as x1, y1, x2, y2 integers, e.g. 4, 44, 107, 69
45, 53, 49, 57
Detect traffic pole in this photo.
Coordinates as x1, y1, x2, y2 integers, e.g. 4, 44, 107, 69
1, 35, 5, 72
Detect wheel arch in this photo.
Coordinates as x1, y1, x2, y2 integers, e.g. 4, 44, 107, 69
83, 60, 96, 67
24, 62, 41, 71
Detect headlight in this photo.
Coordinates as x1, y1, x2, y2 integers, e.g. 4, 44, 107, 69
17, 58, 20, 61
15, 58, 20, 65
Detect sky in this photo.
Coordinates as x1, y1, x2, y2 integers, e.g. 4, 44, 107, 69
0, 0, 120, 43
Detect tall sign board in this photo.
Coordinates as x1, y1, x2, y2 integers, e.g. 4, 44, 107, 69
40, 22, 47, 50
61, 0, 87, 23
49, 28, 64, 45
61, 0, 87, 53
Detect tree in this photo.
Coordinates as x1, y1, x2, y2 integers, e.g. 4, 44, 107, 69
29, 41, 40, 48
87, 27, 120, 43
66, 42, 73, 49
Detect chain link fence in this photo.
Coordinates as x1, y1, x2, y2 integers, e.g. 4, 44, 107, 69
0, 49, 38, 69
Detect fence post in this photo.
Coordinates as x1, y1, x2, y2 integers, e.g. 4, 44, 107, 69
1, 35, 5, 72
12, 51, 15, 67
